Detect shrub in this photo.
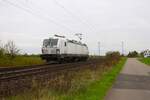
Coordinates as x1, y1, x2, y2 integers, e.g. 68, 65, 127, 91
127, 51, 139, 57
106, 51, 121, 61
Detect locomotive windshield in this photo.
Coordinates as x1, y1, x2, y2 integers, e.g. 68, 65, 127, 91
43, 39, 58, 47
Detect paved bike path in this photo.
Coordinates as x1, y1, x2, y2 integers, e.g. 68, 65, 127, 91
105, 58, 150, 100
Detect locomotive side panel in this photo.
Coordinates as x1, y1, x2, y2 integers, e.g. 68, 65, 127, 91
66, 41, 88, 58
66, 42, 85, 55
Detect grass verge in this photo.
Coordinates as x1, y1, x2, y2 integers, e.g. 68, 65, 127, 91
0, 56, 45, 67
139, 57, 150, 65
62, 57, 127, 100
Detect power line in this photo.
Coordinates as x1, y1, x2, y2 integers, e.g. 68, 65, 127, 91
15, 0, 93, 39
20, 0, 96, 33
53, 0, 96, 33
16, 0, 95, 33
2, 0, 74, 33
13, 0, 97, 36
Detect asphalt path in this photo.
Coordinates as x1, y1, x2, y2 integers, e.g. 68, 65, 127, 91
105, 58, 150, 100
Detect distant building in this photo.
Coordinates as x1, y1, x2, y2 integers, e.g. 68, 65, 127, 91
143, 49, 150, 58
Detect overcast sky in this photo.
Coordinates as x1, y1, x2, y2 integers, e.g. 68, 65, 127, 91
0, 0, 150, 55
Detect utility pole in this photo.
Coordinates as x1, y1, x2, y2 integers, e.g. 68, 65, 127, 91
98, 42, 100, 56
121, 41, 124, 56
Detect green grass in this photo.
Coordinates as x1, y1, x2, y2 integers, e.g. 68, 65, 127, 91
139, 57, 150, 65
0, 56, 45, 67
62, 58, 127, 100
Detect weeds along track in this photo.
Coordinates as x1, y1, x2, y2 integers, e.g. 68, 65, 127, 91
0, 58, 106, 97
0, 57, 114, 97
0, 58, 104, 81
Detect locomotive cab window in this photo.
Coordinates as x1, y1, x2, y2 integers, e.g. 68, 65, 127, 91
43, 39, 49, 47
43, 39, 58, 47
49, 39, 58, 47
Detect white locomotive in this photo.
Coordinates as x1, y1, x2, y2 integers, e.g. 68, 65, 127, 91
40, 35, 89, 62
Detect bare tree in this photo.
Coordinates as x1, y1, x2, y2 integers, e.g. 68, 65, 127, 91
0, 40, 5, 57
4, 40, 20, 58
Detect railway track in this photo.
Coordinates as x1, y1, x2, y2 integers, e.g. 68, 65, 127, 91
0, 59, 104, 81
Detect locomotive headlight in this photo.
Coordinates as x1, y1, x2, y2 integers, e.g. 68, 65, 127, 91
56, 49, 60, 54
